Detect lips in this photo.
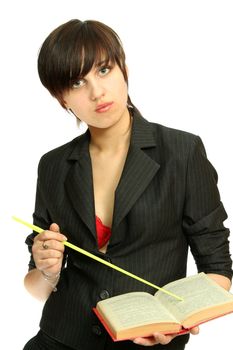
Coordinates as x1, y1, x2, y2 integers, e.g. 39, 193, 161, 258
95, 102, 113, 113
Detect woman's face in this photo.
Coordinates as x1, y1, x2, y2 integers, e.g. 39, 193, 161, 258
63, 62, 129, 129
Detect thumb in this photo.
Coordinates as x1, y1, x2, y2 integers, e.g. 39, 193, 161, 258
190, 326, 199, 335
49, 222, 60, 232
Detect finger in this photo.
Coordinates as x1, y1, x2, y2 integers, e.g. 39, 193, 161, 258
40, 239, 66, 252
152, 333, 173, 345
33, 239, 65, 256
32, 239, 65, 261
34, 230, 67, 243
190, 326, 199, 335
133, 333, 174, 346
39, 249, 63, 260
133, 337, 158, 346
32, 247, 63, 269
49, 223, 60, 232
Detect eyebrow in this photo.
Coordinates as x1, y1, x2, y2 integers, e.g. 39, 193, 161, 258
72, 61, 108, 81
95, 59, 111, 67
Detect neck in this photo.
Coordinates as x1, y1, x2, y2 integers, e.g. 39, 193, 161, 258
89, 109, 132, 153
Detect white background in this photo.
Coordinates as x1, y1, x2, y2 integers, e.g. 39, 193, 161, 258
1, 0, 232, 349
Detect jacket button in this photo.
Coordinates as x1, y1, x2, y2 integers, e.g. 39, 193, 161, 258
92, 325, 102, 336
99, 290, 110, 300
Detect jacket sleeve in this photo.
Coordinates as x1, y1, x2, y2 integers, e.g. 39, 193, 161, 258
25, 177, 53, 271
182, 136, 232, 280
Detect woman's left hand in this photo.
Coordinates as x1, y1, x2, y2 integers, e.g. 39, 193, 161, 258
132, 326, 199, 346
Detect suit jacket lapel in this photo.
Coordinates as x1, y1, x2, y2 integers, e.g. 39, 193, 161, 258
112, 112, 160, 233
65, 130, 96, 239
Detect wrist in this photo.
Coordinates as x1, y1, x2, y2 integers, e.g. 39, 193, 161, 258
41, 270, 60, 292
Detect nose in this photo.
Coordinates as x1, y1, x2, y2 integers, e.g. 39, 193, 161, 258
89, 79, 105, 101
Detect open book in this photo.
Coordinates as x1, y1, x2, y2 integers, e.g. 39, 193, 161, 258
93, 273, 233, 341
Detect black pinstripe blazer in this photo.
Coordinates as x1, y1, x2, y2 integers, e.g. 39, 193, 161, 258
26, 110, 232, 350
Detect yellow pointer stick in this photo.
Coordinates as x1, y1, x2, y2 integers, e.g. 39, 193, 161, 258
12, 216, 183, 301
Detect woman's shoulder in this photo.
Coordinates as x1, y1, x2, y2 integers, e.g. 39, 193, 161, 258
153, 122, 205, 161
134, 108, 198, 141
150, 120, 198, 143
136, 110, 200, 148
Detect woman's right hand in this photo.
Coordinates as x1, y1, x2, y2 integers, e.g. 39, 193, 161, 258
32, 223, 67, 278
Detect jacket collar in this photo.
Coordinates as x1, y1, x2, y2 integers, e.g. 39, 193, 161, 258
65, 109, 160, 247
130, 109, 157, 149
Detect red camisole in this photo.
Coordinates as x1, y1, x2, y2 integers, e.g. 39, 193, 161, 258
95, 215, 111, 249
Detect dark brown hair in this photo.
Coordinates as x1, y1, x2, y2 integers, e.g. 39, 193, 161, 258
38, 19, 131, 108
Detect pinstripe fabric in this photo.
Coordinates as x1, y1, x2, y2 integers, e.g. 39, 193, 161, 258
25, 110, 232, 350
23, 330, 187, 350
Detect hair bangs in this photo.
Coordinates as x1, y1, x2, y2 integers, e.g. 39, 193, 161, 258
68, 21, 124, 84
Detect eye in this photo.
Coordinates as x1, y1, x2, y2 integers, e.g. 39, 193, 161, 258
72, 78, 85, 89
98, 66, 111, 76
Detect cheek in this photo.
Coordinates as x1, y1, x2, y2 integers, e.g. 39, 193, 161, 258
64, 93, 83, 111
119, 81, 128, 103
70, 96, 91, 120
112, 77, 128, 99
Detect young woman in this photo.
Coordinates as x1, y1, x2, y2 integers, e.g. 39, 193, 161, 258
23, 19, 232, 350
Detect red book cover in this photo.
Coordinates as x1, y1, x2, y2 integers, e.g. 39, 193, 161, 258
93, 307, 189, 341
93, 307, 233, 342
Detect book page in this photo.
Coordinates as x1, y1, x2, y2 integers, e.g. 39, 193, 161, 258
155, 273, 233, 322
97, 292, 179, 331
